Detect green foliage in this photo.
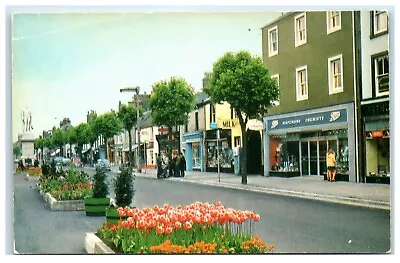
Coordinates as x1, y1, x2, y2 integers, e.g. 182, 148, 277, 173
93, 111, 123, 143
117, 103, 140, 132
204, 50, 279, 121
52, 128, 65, 149
34, 160, 39, 167
41, 163, 50, 177
38, 169, 92, 200
93, 167, 109, 198
66, 126, 78, 146
13, 143, 22, 158
149, 76, 195, 128
113, 167, 135, 207
17, 160, 25, 171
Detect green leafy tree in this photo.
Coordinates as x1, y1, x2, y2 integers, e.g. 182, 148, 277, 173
204, 50, 279, 184
75, 123, 90, 159
52, 128, 66, 157
92, 111, 123, 160
65, 126, 77, 158
13, 142, 22, 160
113, 167, 134, 207
149, 76, 195, 155
117, 103, 142, 168
34, 136, 45, 164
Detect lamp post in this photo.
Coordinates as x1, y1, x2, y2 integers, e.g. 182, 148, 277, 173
120, 86, 141, 173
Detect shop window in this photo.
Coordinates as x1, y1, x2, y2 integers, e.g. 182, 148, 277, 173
328, 54, 344, 95
294, 12, 307, 47
326, 11, 341, 34
207, 140, 233, 169
234, 136, 241, 147
270, 138, 299, 172
365, 130, 390, 177
192, 142, 201, 169
268, 25, 278, 57
372, 52, 389, 97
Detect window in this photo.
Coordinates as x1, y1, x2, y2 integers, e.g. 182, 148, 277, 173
230, 106, 237, 119
210, 104, 216, 123
294, 12, 307, 47
372, 52, 389, 97
296, 66, 308, 101
326, 11, 341, 34
371, 11, 388, 37
271, 74, 280, 105
268, 26, 278, 57
328, 54, 344, 94
195, 111, 199, 131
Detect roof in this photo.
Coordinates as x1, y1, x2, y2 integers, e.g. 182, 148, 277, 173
195, 91, 210, 105
138, 110, 153, 129
260, 12, 297, 30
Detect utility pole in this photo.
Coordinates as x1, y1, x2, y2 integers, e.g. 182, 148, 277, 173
120, 86, 141, 173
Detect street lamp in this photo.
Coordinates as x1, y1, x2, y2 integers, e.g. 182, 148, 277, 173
120, 86, 141, 173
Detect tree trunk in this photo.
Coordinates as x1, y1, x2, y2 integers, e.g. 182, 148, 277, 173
240, 125, 248, 185
168, 127, 173, 156
128, 129, 133, 168
237, 110, 248, 185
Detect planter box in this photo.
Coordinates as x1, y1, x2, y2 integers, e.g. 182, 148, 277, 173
85, 232, 115, 254
84, 197, 110, 216
40, 191, 85, 211
105, 207, 127, 225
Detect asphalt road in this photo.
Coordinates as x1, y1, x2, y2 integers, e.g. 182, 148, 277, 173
13, 169, 391, 254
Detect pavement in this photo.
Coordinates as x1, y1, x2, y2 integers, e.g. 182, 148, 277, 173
118, 166, 391, 211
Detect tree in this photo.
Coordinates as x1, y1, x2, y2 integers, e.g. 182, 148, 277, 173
92, 111, 123, 160
203, 50, 279, 184
117, 103, 142, 168
52, 128, 66, 157
149, 77, 195, 155
65, 126, 77, 158
13, 142, 22, 160
75, 123, 91, 159
34, 136, 44, 164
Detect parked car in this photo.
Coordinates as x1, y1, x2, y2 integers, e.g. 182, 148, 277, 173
95, 159, 111, 171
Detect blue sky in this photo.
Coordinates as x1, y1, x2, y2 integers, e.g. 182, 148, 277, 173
12, 11, 282, 141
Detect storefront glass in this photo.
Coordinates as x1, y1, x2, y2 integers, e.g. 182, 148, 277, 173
206, 140, 233, 169
192, 142, 201, 170
269, 129, 349, 175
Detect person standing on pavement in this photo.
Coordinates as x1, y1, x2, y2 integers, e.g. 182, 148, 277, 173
175, 153, 181, 177
156, 153, 162, 178
326, 148, 337, 182
179, 152, 186, 177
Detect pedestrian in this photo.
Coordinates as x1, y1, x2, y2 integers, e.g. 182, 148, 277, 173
179, 152, 186, 177
156, 153, 162, 178
168, 153, 175, 177
175, 153, 181, 177
326, 148, 337, 182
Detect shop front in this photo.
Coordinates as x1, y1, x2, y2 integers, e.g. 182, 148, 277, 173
205, 129, 234, 173
361, 100, 390, 184
156, 132, 180, 156
263, 103, 357, 182
183, 131, 204, 171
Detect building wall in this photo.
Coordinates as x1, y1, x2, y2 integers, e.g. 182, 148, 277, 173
360, 11, 389, 99
262, 11, 355, 115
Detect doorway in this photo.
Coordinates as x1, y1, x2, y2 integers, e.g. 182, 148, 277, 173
247, 130, 262, 174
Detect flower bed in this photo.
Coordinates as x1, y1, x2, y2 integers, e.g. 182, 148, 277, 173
27, 167, 43, 177
37, 169, 92, 201
97, 201, 275, 254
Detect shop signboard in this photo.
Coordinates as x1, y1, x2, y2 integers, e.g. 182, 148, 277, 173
267, 108, 347, 131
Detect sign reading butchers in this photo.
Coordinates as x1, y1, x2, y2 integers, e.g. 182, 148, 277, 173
267, 109, 347, 130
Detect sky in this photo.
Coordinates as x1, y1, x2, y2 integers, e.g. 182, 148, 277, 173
11, 10, 283, 142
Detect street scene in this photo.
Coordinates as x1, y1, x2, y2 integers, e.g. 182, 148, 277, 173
11, 9, 391, 255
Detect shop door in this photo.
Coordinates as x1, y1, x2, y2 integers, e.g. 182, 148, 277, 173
319, 140, 328, 175
310, 140, 318, 175
301, 141, 309, 175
